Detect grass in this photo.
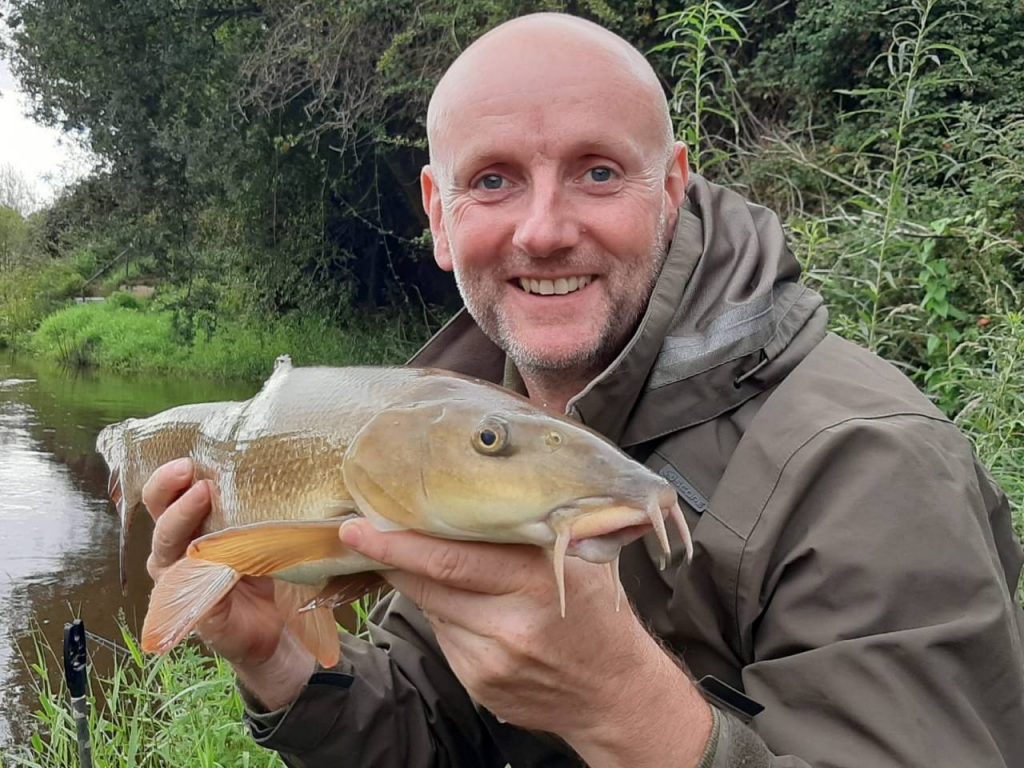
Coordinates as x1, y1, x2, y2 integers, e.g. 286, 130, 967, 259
2, 626, 284, 768
30, 300, 424, 380
3, 599, 384, 767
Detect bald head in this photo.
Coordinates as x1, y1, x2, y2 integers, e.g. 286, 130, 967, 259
426, 13, 675, 177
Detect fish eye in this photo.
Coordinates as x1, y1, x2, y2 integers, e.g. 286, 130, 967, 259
472, 416, 509, 455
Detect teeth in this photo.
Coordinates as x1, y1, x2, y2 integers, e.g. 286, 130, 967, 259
518, 275, 592, 295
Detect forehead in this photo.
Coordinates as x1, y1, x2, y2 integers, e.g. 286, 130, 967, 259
429, 44, 667, 175
436, 86, 659, 176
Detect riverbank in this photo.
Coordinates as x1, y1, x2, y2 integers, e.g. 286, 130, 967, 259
25, 297, 426, 381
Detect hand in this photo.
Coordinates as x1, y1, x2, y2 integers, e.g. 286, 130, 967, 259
339, 520, 713, 767
142, 459, 315, 709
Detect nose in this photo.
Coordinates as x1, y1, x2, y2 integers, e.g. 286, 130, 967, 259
511, 177, 582, 258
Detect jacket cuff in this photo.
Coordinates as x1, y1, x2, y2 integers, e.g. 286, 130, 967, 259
698, 706, 774, 768
242, 667, 355, 752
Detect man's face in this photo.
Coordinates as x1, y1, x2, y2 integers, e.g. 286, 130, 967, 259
423, 44, 687, 376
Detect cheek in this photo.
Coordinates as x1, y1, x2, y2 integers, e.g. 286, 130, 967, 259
583, 205, 660, 264
447, 204, 515, 268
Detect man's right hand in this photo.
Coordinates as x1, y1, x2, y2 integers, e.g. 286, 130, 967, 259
141, 458, 317, 710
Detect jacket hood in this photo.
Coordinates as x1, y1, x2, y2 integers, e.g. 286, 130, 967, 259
409, 174, 828, 447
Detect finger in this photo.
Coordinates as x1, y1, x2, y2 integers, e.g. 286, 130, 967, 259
340, 520, 540, 596
142, 458, 195, 522
149, 480, 212, 573
384, 570, 553, 630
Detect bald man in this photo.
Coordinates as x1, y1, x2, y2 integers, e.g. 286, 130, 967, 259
143, 13, 1024, 767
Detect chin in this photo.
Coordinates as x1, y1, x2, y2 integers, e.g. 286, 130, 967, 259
510, 336, 605, 373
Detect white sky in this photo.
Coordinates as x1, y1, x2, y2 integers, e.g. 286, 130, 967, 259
0, 57, 94, 211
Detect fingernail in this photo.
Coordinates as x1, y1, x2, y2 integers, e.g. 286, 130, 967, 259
339, 520, 363, 547
169, 458, 192, 476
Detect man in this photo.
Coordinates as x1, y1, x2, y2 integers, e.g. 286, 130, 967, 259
142, 13, 1024, 767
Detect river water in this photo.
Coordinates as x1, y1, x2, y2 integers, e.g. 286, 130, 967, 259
0, 353, 255, 750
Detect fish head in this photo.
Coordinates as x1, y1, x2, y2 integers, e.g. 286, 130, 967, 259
343, 398, 690, 565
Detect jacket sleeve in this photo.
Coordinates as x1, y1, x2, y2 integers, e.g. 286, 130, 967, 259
243, 592, 508, 767
703, 414, 1024, 767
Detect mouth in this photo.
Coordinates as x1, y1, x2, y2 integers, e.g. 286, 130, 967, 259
547, 495, 693, 617
515, 275, 594, 296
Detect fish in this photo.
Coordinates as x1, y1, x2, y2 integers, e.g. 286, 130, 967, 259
97, 355, 692, 667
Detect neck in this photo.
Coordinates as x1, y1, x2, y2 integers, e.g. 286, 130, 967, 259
520, 370, 592, 414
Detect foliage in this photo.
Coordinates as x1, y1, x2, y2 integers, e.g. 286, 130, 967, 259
651, 1, 747, 174
0, 261, 83, 347
2, 626, 284, 767
0, 207, 31, 271
0, 163, 38, 216
30, 301, 424, 380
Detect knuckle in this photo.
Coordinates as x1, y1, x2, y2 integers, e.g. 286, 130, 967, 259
476, 652, 515, 685
140, 474, 163, 516
151, 520, 178, 558
146, 552, 162, 582
425, 544, 465, 584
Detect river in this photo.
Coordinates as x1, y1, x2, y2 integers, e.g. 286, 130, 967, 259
0, 353, 255, 750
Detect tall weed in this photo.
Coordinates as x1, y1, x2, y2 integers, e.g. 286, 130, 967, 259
653, 1, 748, 175
3, 627, 283, 767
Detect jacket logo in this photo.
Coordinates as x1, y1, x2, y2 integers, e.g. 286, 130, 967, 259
658, 465, 709, 513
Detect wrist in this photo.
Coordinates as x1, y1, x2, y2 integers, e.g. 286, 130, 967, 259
564, 625, 713, 767
234, 630, 318, 712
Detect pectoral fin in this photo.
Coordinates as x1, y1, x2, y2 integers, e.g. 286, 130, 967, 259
142, 558, 240, 654
187, 519, 363, 577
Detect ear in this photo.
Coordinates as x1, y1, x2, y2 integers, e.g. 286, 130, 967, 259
420, 166, 453, 272
665, 142, 689, 214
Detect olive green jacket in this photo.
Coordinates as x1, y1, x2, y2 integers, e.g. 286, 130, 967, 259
247, 175, 1024, 767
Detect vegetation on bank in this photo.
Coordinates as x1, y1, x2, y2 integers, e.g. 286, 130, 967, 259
1, 627, 284, 768
30, 298, 425, 379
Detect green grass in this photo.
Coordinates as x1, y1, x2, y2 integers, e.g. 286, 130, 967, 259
3, 626, 284, 768
30, 301, 424, 380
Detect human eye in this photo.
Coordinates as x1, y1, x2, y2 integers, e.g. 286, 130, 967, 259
587, 166, 616, 183
474, 173, 506, 191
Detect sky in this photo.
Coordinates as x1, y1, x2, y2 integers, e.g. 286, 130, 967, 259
0, 57, 94, 211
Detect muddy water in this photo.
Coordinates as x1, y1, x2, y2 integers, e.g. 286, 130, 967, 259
0, 354, 255, 749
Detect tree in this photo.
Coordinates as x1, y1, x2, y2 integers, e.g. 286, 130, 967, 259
0, 162, 37, 216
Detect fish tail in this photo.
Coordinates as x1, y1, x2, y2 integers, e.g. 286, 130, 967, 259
141, 557, 241, 655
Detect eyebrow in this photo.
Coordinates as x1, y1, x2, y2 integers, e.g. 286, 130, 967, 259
450, 135, 645, 180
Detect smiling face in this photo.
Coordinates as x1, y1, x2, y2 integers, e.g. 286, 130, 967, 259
422, 15, 688, 383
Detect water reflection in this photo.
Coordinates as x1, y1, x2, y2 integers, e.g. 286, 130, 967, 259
0, 354, 255, 749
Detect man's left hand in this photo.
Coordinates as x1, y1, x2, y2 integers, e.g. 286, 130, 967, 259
338, 519, 713, 767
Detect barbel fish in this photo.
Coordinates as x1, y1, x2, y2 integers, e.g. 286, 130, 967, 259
97, 356, 692, 666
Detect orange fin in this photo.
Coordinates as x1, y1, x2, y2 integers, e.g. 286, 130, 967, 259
187, 519, 358, 577
276, 583, 340, 668
142, 558, 240, 654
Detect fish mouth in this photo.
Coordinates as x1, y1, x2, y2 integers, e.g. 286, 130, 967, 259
547, 492, 693, 617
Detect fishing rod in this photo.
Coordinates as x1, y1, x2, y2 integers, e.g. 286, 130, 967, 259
63, 620, 93, 768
